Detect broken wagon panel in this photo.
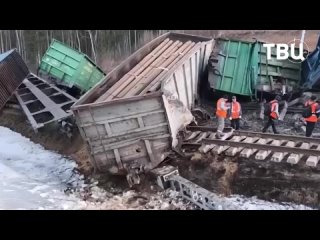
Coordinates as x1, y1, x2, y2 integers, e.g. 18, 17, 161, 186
161, 40, 213, 147
15, 73, 77, 130
0, 49, 29, 110
72, 32, 213, 175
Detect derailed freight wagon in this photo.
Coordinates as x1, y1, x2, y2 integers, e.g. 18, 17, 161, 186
71, 33, 213, 180
208, 38, 302, 97
301, 35, 320, 90
38, 39, 106, 95
0, 49, 29, 110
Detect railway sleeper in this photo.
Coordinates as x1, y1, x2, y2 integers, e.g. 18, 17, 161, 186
287, 142, 309, 165
306, 145, 320, 167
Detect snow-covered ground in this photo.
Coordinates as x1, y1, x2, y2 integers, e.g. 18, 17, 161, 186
0, 126, 314, 210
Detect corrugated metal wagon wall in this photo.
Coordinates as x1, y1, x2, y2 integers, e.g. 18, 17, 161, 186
72, 32, 213, 175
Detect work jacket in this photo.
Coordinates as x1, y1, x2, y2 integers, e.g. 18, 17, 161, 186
305, 101, 319, 123
270, 100, 279, 119
216, 98, 228, 118
228, 101, 242, 119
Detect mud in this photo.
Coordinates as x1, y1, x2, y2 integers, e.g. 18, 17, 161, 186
170, 144, 320, 208
233, 158, 320, 208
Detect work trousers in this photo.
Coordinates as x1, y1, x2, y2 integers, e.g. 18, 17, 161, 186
231, 119, 240, 130
262, 117, 278, 134
306, 121, 316, 137
217, 117, 225, 132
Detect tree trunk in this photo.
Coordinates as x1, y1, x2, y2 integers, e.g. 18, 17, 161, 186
134, 30, 137, 50
4, 30, 8, 50
46, 30, 50, 48
0, 30, 4, 52
15, 30, 21, 53
76, 30, 81, 51
21, 30, 26, 60
128, 30, 131, 53
8, 30, 12, 49
87, 30, 97, 63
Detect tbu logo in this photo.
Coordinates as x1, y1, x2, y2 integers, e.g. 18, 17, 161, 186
263, 39, 309, 63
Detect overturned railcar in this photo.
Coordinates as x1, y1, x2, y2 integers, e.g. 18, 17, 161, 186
71, 32, 213, 177
208, 38, 302, 97
0, 49, 29, 110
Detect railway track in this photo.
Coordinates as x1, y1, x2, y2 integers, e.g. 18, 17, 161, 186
181, 126, 320, 168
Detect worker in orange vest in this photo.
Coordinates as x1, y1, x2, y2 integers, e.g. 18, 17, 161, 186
304, 95, 319, 137
228, 96, 242, 130
262, 95, 281, 134
216, 95, 230, 137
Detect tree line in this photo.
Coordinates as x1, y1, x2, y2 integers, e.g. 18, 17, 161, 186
0, 30, 170, 71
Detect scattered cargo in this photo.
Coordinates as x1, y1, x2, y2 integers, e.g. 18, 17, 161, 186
72, 32, 213, 179
0, 49, 29, 110
38, 39, 106, 93
208, 38, 302, 97
15, 73, 77, 130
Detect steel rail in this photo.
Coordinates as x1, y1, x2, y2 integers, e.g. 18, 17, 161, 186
202, 138, 320, 156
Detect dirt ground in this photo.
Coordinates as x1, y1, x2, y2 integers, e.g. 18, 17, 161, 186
173, 131, 320, 208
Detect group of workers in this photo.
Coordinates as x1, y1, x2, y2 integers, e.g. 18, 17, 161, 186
215, 94, 320, 138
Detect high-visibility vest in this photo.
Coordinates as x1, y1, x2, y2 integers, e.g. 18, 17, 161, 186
216, 98, 227, 118
231, 101, 241, 119
270, 100, 278, 119
305, 102, 318, 123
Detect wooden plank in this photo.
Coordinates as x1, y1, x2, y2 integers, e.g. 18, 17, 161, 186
125, 41, 195, 97
95, 38, 172, 102
115, 41, 183, 99
139, 42, 198, 95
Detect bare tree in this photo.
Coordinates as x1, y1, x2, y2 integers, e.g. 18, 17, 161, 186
46, 30, 50, 48
87, 30, 97, 63
21, 30, 26, 60
134, 30, 137, 50
76, 30, 81, 51
15, 30, 21, 53
8, 30, 12, 49
0, 30, 4, 52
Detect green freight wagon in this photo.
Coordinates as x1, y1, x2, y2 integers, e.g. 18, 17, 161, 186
208, 38, 302, 97
38, 39, 106, 93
